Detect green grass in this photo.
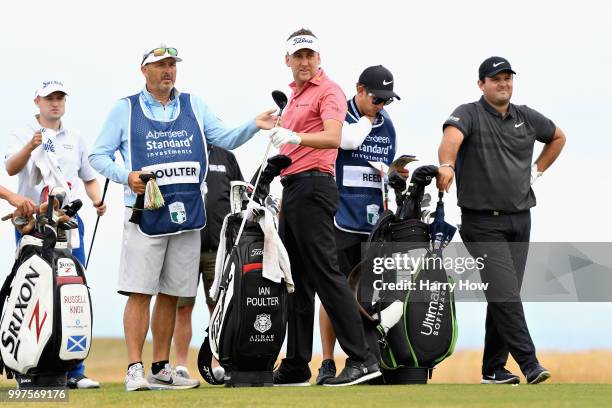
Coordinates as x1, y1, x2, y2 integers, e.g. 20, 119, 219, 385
1, 384, 611, 408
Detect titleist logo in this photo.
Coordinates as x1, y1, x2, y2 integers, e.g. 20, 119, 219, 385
292, 37, 313, 45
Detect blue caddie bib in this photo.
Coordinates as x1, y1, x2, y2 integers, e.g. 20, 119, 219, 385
335, 98, 396, 234
127, 92, 207, 236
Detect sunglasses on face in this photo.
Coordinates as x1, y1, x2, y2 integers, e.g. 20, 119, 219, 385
367, 92, 394, 106
141, 47, 178, 64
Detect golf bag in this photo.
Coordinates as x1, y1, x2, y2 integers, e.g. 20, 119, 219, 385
0, 189, 92, 388
350, 165, 458, 384
198, 155, 293, 387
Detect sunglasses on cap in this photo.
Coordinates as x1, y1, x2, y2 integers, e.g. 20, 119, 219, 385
367, 92, 394, 106
141, 47, 178, 64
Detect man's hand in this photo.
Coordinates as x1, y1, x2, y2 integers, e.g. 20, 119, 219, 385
29, 131, 43, 151
94, 201, 107, 216
255, 108, 279, 130
8, 194, 37, 218
436, 166, 455, 193
396, 167, 410, 180
269, 127, 301, 148
530, 163, 543, 185
128, 171, 148, 194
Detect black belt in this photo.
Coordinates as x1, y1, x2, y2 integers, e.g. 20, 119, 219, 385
461, 208, 529, 216
281, 170, 332, 187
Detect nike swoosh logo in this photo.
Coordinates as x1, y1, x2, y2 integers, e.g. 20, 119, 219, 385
515, 122, 525, 128
383, 80, 393, 86
492, 62, 505, 67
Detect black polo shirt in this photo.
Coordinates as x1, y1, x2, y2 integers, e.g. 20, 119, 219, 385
443, 97, 556, 212
201, 146, 243, 251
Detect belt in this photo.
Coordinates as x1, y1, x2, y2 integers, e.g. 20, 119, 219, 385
281, 170, 332, 187
461, 208, 529, 216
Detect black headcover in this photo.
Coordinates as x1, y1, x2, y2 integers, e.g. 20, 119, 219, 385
249, 155, 291, 202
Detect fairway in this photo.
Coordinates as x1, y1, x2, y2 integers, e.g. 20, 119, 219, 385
1, 384, 611, 408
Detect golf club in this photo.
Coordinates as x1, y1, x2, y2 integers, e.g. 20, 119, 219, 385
85, 178, 109, 269
233, 90, 287, 244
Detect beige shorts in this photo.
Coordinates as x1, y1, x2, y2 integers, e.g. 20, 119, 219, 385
118, 209, 200, 297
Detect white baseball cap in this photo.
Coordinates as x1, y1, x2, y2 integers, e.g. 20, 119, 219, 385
35, 80, 68, 97
286, 35, 320, 55
141, 44, 183, 66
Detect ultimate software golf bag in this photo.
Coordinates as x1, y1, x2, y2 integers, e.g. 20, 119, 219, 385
0, 188, 92, 388
349, 165, 458, 384
198, 155, 293, 387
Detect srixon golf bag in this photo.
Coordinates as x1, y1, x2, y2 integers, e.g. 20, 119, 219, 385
0, 189, 92, 388
198, 155, 293, 387
350, 165, 458, 384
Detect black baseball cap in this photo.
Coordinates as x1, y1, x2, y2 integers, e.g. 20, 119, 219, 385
479, 56, 516, 81
358, 65, 401, 100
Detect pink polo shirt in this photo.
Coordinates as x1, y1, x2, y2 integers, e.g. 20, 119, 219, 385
280, 69, 347, 177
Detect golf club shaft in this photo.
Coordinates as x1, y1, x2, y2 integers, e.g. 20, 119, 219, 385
85, 178, 110, 269
233, 112, 283, 246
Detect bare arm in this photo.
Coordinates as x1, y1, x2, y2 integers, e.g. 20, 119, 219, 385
436, 126, 465, 192
0, 186, 37, 217
5, 132, 42, 176
297, 119, 342, 149
534, 127, 566, 172
83, 179, 107, 216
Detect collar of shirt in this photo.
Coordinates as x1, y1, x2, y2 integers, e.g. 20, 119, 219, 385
31, 115, 67, 137
139, 86, 181, 120
479, 96, 516, 120
288, 68, 328, 96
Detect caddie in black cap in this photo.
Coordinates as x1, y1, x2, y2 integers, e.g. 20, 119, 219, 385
358, 65, 401, 102
479, 56, 517, 81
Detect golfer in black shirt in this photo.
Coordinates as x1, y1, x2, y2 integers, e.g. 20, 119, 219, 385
437, 56, 566, 385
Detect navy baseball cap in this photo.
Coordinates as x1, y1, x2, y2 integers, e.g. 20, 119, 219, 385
479, 57, 516, 81
358, 65, 401, 100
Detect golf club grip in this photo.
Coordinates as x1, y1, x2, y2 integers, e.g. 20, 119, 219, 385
128, 173, 155, 224
100, 178, 110, 204
46, 194, 55, 220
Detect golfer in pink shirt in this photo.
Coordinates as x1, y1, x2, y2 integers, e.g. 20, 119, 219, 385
269, 28, 381, 387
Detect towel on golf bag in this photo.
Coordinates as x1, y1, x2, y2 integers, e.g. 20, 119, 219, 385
210, 203, 293, 300
0, 235, 92, 378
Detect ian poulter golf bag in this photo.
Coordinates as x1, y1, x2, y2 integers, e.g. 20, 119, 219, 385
0, 188, 92, 388
350, 165, 458, 384
198, 155, 293, 387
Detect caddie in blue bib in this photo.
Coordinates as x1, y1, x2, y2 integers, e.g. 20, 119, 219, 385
335, 98, 396, 234
127, 92, 207, 236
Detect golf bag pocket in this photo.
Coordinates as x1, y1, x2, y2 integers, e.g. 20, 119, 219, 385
404, 262, 457, 367
237, 267, 287, 360
388, 220, 430, 248
57, 259, 92, 361
0, 253, 54, 374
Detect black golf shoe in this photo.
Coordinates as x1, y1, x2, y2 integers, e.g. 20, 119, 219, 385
273, 366, 311, 387
526, 365, 551, 384
323, 360, 381, 387
481, 368, 520, 384
315, 359, 336, 385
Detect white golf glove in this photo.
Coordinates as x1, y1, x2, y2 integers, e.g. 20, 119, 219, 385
269, 127, 301, 148
530, 164, 543, 185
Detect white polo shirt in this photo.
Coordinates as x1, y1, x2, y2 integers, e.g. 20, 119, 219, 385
4, 116, 97, 203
